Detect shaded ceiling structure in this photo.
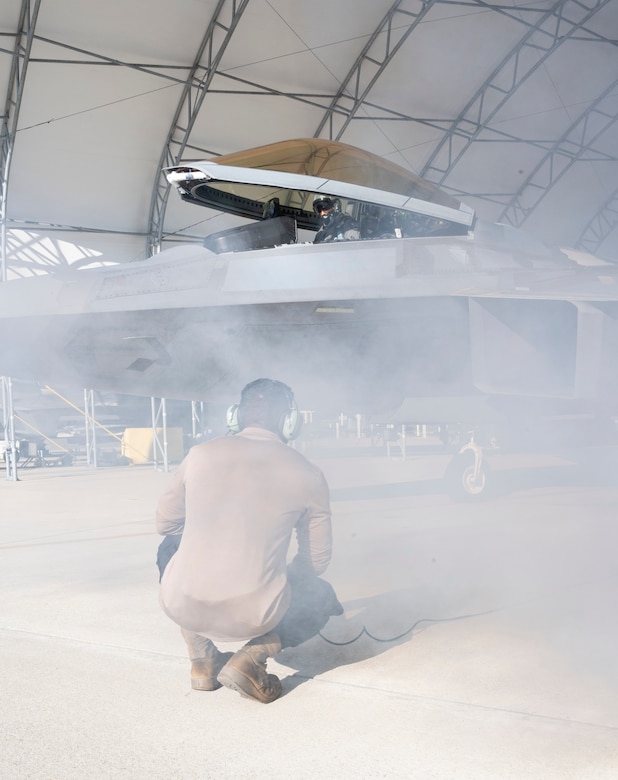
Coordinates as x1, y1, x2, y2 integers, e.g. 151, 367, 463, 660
1, 0, 617, 280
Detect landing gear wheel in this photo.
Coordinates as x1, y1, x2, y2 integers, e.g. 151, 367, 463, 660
446, 452, 491, 501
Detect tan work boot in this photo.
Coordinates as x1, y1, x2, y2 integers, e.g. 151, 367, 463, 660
217, 631, 282, 703
181, 630, 233, 691
190, 645, 234, 691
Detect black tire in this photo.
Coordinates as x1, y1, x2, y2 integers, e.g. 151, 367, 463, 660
446, 451, 491, 501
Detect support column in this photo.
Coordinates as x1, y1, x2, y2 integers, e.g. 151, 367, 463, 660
2, 376, 18, 481
1, 0, 42, 281
191, 400, 205, 441
151, 397, 169, 472
83, 389, 97, 467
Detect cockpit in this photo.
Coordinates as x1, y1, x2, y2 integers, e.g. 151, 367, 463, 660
166, 138, 475, 253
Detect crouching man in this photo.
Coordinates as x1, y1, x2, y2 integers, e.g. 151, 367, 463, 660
156, 378, 342, 703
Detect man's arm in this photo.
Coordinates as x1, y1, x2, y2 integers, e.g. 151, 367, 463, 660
155, 458, 188, 536
293, 468, 332, 576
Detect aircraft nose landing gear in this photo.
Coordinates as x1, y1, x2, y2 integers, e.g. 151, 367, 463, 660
445, 434, 491, 500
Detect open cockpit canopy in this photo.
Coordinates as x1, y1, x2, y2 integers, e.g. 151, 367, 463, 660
166, 139, 475, 243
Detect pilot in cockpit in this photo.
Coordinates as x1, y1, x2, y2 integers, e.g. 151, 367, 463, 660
313, 196, 360, 244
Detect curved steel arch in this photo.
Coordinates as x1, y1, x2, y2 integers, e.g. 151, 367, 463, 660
314, 0, 437, 141
498, 79, 618, 229
1, 0, 41, 281
575, 187, 618, 258
420, 0, 613, 184
146, 0, 251, 257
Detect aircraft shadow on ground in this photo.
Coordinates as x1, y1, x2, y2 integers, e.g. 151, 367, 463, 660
329, 458, 618, 503
490, 461, 618, 495
277, 589, 459, 696
330, 479, 444, 501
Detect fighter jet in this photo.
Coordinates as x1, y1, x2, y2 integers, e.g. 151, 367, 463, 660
1, 138, 618, 491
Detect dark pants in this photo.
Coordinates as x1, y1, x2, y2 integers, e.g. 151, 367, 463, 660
156, 535, 342, 648
274, 564, 343, 649
156, 533, 181, 582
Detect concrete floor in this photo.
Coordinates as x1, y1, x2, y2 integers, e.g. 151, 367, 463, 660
1, 443, 618, 779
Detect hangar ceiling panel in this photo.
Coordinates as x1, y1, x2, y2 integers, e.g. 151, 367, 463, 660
1, 0, 617, 278
34, 0, 220, 63
265, 0, 390, 50
10, 63, 180, 231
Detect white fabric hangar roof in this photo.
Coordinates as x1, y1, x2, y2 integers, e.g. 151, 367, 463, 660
1, 0, 617, 277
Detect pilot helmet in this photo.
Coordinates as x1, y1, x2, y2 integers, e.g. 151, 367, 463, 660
313, 195, 339, 226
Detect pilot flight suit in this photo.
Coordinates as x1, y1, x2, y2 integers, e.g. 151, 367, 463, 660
314, 210, 361, 244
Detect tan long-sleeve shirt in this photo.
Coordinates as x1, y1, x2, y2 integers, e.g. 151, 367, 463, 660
156, 426, 332, 642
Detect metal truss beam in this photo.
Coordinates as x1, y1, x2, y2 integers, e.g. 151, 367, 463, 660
209, 72, 340, 113
499, 80, 618, 228
313, 0, 614, 146
420, 0, 614, 185
1, 0, 41, 282
30, 34, 191, 86
348, 99, 614, 161
147, 0, 251, 257
575, 188, 618, 258
314, 0, 437, 141
7, 218, 147, 235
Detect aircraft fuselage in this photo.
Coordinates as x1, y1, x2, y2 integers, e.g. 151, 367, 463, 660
1, 233, 618, 422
